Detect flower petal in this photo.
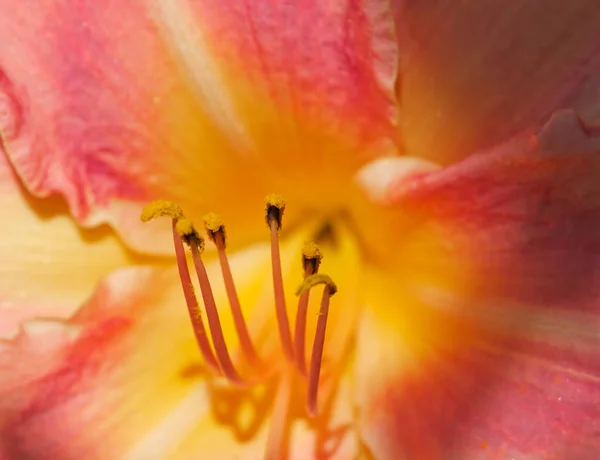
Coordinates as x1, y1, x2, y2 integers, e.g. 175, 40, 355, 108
0, 0, 399, 255
356, 110, 600, 458
394, 0, 600, 164
0, 266, 266, 459
0, 224, 361, 459
0, 151, 131, 339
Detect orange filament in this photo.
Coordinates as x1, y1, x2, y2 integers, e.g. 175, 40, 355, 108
269, 219, 295, 362
170, 221, 220, 374
306, 280, 334, 417
294, 265, 312, 376
204, 214, 260, 366
140, 197, 337, 418
265, 195, 295, 362
189, 243, 248, 386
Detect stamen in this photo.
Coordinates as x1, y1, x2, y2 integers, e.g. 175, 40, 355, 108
142, 198, 339, 421
265, 194, 294, 361
203, 213, 260, 366
140, 201, 219, 374
296, 274, 337, 417
294, 242, 323, 376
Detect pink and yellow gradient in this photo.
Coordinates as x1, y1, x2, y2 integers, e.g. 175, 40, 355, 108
1, 0, 600, 459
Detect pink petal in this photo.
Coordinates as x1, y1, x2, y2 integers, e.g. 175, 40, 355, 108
356, 110, 600, 458
0, 150, 131, 339
394, 0, 600, 164
0, 267, 242, 459
0, 0, 399, 255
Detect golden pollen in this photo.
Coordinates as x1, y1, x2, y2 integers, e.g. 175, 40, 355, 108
140, 199, 183, 222
203, 212, 226, 246
265, 193, 286, 230
301, 241, 323, 274
176, 218, 204, 251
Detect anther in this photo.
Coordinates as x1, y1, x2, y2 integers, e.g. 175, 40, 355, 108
203, 212, 227, 247
176, 218, 204, 250
295, 274, 337, 417
301, 242, 323, 274
140, 199, 184, 222
204, 212, 260, 366
294, 242, 323, 375
265, 193, 286, 230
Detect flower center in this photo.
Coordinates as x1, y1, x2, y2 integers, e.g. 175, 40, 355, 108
141, 195, 338, 419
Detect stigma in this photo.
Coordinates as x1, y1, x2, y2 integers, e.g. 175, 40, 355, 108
141, 195, 337, 418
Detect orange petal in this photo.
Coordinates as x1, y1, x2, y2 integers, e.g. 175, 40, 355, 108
356, 110, 600, 458
0, 0, 399, 255
0, 151, 131, 339
394, 0, 600, 164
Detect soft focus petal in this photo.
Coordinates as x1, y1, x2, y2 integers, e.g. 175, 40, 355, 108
0, 0, 399, 255
356, 110, 600, 458
394, 0, 600, 164
0, 266, 268, 459
0, 1, 232, 255
0, 225, 361, 459
0, 150, 131, 339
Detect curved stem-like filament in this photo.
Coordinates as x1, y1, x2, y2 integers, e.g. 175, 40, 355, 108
269, 220, 295, 362
213, 233, 261, 366
171, 222, 220, 374
293, 266, 313, 376
190, 244, 248, 386
307, 284, 333, 417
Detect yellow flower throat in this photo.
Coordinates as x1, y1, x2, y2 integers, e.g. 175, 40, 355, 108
141, 195, 340, 420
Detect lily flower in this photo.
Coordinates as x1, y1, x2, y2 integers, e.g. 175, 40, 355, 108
1, 1, 600, 459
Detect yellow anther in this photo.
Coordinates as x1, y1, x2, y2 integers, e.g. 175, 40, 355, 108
295, 274, 337, 297
302, 242, 323, 261
140, 200, 203, 250
203, 212, 224, 233
140, 200, 183, 222
265, 193, 286, 229
176, 218, 204, 252
301, 242, 323, 273
203, 212, 226, 246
